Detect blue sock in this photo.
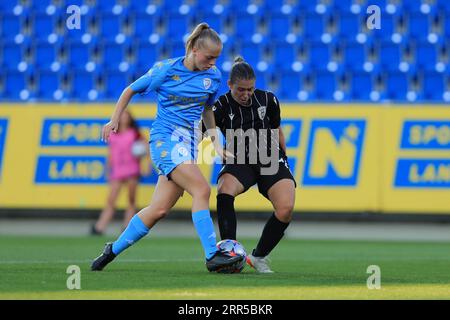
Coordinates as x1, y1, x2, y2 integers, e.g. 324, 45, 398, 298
192, 209, 218, 260
112, 215, 150, 255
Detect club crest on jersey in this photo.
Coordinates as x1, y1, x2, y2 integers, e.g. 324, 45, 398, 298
203, 78, 212, 90
257, 106, 267, 120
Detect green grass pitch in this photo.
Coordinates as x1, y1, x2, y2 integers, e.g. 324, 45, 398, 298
0, 235, 449, 299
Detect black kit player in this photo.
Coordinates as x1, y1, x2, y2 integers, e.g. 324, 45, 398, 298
204, 56, 296, 273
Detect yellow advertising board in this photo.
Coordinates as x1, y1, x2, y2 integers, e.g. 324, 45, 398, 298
0, 104, 448, 213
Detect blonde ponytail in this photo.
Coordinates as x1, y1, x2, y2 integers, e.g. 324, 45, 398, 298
185, 22, 222, 54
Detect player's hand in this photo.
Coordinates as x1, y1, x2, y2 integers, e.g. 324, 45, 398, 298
214, 145, 235, 163
102, 120, 119, 142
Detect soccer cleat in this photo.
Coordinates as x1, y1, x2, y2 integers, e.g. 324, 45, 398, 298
91, 242, 116, 271
247, 254, 274, 273
206, 250, 245, 273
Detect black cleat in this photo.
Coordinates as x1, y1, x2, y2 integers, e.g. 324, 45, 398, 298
206, 250, 244, 273
91, 242, 116, 271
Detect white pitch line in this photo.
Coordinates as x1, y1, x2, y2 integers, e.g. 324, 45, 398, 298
0, 258, 202, 265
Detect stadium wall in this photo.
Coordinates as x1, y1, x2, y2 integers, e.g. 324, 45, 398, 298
0, 104, 448, 214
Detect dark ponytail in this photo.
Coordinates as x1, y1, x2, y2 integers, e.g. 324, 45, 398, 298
229, 56, 255, 84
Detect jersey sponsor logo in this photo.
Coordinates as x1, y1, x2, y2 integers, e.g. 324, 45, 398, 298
257, 106, 267, 120
0, 119, 8, 181
203, 78, 212, 90
303, 120, 366, 186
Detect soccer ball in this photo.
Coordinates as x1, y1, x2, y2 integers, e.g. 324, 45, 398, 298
216, 239, 247, 273
131, 141, 147, 158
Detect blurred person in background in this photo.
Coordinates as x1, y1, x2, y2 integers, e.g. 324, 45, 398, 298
91, 110, 150, 236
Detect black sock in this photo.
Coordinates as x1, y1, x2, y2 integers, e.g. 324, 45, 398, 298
253, 213, 290, 257
216, 193, 237, 240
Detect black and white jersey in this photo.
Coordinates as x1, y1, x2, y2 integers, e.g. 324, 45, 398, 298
211, 89, 284, 162
213, 89, 281, 132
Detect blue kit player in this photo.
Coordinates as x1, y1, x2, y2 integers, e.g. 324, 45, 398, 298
91, 23, 242, 273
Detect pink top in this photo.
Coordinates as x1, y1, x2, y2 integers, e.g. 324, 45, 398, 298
108, 128, 141, 180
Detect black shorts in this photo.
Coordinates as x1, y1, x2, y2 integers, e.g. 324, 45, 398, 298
217, 157, 297, 199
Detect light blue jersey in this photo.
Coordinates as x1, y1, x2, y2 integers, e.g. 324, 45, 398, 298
129, 57, 222, 176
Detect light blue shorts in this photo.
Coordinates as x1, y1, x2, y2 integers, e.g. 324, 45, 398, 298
149, 132, 197, 177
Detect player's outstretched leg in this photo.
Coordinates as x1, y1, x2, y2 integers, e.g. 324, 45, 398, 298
91, 214, 149, 271
91, 242, 116, 271
91, 176, 183, 271
171, 163, 244, 272
248, 179, 295, 273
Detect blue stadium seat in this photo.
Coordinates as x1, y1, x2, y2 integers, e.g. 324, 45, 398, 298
0, 1, 21, 14
379, 42, 402, 71
278, 72, 301, 100
338, 13, 361, 40
104, 72, 128, 99
351, 72, 372, 100
198, 13, 223, 33
166, 40, 186, 58
135, 42, 160, 70
70, 71, 96, 100
102, 41, 130, 71
314, 72, 336, 100
233, 13, 259, 41
99, 14, 124, 40
254, 71, 268, 90
68, 42, 93, 70
1, 14, 22, 40
34, 42, 58, 70
133, 13, 160, 40
308, 42, 330, 71
343, 41, 366, 71
165, 13, 191, 39
161, 0, 184, 13
415, 42, 437, 71
409, 13, 430, 40
2, 41, 27, 71
271, 42, 297, 71
239, 42, 262, 67
445, 15, 450, 37
269, 14, 293, 41
4, 71, 26, 99
371, 14, 396, 40
128, 0, 152, 10
386, 72, 408, 100
423, 72, 444, 100
437, 0, 450, 12
332, 0, 354, 12
32, 14, 57, 41
97, 0, 119, 12
37, 71, 60, 100
303, 14, 325, 40
297, 0, 320, 13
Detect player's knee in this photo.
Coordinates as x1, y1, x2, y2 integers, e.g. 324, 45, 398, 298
275, 203, 294, 222
193, 183, 211, 201
217, 183, 236, 196
153, 207, 170, 220
218, 179, 241, 196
